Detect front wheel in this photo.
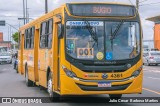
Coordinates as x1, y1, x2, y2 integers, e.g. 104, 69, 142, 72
47, 72, 60, 101
10, 60, 12, 64
109, 94, 122, 99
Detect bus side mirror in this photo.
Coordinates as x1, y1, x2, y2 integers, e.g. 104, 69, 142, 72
58, 23, 64, 39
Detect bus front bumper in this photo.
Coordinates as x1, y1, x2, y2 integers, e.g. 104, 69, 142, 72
60, 73, 143, 95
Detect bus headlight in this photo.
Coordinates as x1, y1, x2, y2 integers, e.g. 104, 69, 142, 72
132, 66, 142, 77
62, 65, 77, 78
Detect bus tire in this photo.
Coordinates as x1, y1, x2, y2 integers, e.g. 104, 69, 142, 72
9, 60, 12, 64
47, 72, 60, 102
109, 94, 122, 99
25, 66, 33, 87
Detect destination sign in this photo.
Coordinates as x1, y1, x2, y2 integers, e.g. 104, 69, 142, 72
67, 4, 136, 17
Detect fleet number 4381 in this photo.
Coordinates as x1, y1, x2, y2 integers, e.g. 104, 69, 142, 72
110, 73, 123, 78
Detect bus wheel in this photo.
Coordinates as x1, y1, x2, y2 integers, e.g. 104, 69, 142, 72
10, 60, 12, 64
25, 66, 33, 87
47, 72, 60, 101
109, 94, 122, 99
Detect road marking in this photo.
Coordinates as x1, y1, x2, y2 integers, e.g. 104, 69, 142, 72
144, 68, 160, 71
143, 88, 160, 95
144, 70, 160, 73
147, 77, 160, 80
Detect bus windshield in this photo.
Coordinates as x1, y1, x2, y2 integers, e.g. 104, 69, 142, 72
0, 47, 6, 53
66, 21, 140, 61
105, 21, 140, 60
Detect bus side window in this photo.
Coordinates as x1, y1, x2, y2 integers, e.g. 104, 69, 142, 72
24, 30, 27, 49
40, 22, 47, 48
40, 19, 53, 49
30, 27, 35, 48
48, 19, 53, 49
26, 29, 30, 48
24, 27, 35, 49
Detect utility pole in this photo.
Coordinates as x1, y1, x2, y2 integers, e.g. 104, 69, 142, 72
45, 0, 48, 14
23, 0, 26, 24
136, 0, 139, 10
11, 29, 13, 43
26, 0, 28, 23
10, 26, 11, 49
26, 8, 30, 23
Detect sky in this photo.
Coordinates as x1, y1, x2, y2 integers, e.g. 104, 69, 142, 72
0, 0, 159, 42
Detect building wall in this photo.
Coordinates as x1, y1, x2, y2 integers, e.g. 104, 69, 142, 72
154, 24, 160, 50
143, 42, 154, 49
0, 42, 11, 48
0, 32, 3, 42
0, 32, 11, 48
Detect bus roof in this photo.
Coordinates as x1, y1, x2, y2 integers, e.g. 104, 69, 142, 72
66, 2, 134, 6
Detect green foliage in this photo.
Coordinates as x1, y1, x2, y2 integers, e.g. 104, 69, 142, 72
12, 32, 19, 43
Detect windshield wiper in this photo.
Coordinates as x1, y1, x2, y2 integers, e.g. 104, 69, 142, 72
110, 20, 124, 50
110, 20, 124, 40
84, 19, 98, 49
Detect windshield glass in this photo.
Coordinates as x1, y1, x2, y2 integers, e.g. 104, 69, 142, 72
0, 48, 6, 53
151, 49, 159, 51
105, 21, 140, 60
151, 53, 160, 56
66, 21, 140, 61
0, 52, 10, 56
66, 21, 104, 60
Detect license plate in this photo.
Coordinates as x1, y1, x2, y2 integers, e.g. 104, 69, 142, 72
98, 82, 111, 87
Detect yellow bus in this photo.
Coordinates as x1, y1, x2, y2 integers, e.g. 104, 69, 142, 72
18, 2, 143, 101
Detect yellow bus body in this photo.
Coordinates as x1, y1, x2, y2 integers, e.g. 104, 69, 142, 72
18, 3, 143, 96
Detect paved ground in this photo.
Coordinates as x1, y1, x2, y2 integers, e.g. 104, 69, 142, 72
0, 63, 160, 106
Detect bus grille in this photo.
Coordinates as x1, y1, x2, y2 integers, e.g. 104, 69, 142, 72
76, 83, 131, 91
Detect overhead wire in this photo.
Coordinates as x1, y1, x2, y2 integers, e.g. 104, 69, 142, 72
139, 0, 148, 3
140, 1, 160, 6
128, 0, 134, 5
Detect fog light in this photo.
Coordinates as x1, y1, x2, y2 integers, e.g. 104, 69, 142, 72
132, 66, 142, 77
62, 65, 77, 78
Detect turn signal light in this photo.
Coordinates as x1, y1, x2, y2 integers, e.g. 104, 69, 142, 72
132, 66, 142, 77
62, 65, 77, 78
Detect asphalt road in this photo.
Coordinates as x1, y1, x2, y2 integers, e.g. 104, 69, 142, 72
0, 63, 160, 106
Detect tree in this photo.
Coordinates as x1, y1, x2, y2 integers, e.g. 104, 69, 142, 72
12, 32, 19, 43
